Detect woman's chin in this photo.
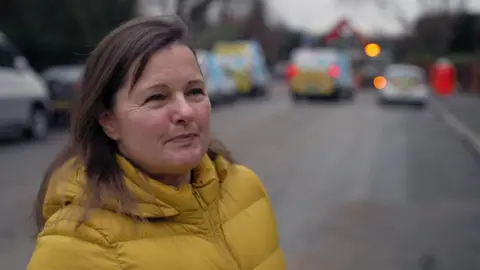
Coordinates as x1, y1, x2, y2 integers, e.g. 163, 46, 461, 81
165, 149, 205, 172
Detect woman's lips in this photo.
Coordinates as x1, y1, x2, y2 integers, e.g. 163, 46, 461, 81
166, 133, 198, 143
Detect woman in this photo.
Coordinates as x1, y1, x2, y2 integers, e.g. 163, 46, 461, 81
28, 15, 285, 270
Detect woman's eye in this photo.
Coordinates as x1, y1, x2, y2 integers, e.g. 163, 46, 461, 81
145, 94, 167, 103
187, 88, 204, 96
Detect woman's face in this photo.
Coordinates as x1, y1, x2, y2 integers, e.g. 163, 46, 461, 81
99, 43, 211, 175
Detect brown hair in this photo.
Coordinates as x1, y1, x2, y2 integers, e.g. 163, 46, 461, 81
34, 15, 235, 234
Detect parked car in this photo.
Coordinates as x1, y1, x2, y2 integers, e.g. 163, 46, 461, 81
287, 47, 356, 100
42, 64, 84, 123
377, 63, 429, 107
0, 32, 52, 140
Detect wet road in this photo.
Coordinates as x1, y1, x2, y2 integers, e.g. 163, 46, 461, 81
1, 84, 480, 269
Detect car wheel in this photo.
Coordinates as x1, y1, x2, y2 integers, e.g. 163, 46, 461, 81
290, 91, 302, 101
377, 97, 387, 105
414, 101, 427, 109
345, 89, 355, 100
252, 86, 268, 98
225, 92, 237, 104
24, 107, 49, 140
331, 91, 341, 101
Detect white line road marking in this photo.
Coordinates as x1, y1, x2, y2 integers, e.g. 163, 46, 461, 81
431, 98, 480, 154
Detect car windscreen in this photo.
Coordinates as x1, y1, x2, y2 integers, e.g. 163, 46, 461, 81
291, 50, 337, 70
385, 67, 425, 88
44, 66, 84, 83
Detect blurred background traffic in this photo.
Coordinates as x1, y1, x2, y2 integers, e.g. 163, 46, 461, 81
1, 0, 480, 269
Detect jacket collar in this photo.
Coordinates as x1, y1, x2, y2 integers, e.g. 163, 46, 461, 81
42, 153, 230, 221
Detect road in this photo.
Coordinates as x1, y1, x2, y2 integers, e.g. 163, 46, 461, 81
1, 83, 480, 270
438, 93, 480, 139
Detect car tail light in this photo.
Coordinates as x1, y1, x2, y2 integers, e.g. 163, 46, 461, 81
286, 64, 299, 79
73, 81, 82, 91
328, 64, 341, 78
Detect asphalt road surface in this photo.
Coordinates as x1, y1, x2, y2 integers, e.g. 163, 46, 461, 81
1, 83, 480, 270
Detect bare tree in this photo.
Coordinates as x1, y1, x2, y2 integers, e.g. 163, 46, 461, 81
337, 0, 469, 30
338, 0, 470, 55
175, 0, 188, 18
167, 0, 225, 36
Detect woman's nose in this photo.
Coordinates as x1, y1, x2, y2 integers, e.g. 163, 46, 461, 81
171, 96, 195, 123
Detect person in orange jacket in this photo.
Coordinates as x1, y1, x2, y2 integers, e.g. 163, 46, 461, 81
28, 15, 285, 270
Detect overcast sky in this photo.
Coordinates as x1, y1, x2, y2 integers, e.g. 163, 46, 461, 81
269, 0, 480, 35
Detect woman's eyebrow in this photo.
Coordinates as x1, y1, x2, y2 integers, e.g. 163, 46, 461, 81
186, 79, 204, 86
129, 82, 169, 96
145, 82, 169, 90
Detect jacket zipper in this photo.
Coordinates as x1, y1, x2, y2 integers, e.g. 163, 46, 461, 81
192, 188, 240, 270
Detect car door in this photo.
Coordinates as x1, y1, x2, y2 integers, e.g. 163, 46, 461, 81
0, 45, 32, 127
197, 51, 219, 98
213, 54, 236, 96
337, 54, 355, 88
248, 42, 269, 88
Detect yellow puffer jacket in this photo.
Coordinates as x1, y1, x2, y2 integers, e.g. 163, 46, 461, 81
28, 154, 285, 270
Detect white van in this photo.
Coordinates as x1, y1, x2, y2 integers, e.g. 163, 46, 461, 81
213, 40, 270, 97
196, 50, 236, 105
0, 32, 51, 140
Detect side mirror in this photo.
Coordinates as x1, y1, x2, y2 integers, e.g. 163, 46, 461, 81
14, 57, 29, 71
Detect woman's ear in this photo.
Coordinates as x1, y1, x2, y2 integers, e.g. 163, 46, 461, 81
98, 110, 120, 141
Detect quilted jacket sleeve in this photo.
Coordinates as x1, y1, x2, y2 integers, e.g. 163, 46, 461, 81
27, 234, 119, 270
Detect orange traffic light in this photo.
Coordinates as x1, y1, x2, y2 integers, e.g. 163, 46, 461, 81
365, 43, 381, 57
